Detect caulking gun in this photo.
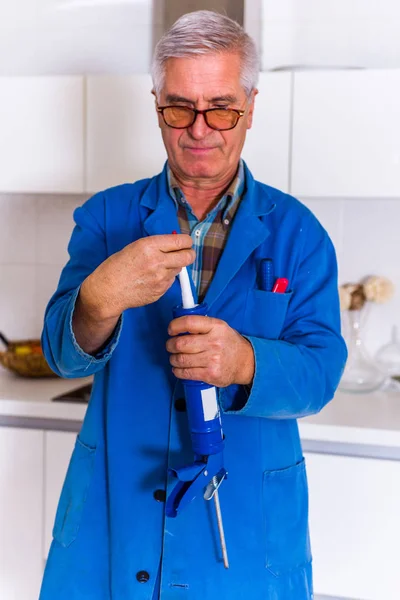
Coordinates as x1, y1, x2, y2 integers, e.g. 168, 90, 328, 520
165, 262, 229, 569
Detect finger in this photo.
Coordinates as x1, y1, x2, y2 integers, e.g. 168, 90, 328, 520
168, 315, 217, 336
169, 352, 208, 369
156, 233, 193, 252
172, 367, 210, 382
162, 248, 196, 269
166, 334, 207, 354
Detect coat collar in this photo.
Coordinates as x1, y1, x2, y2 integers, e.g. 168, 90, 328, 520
140, 161, 276, 309
141, 163, 180, 237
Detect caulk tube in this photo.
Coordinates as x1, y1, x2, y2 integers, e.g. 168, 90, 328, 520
173, 268, 224, 457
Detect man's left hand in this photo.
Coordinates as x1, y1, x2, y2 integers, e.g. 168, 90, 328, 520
166, 316, 255, 387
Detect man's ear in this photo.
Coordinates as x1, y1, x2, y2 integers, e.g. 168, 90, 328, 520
151, 89, 162, 129
247, 88, 258, 130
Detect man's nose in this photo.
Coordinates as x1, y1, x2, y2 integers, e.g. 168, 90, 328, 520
188, 112, 212, 139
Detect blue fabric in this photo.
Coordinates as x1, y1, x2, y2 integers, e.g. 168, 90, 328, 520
39, 161, 347, 600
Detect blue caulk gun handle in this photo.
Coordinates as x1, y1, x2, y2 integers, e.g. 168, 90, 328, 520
172, 302, 225, 457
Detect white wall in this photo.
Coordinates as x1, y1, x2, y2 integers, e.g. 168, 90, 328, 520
262, 0, 400, 70
0, 0, 153, 75
0, 194, 86, 341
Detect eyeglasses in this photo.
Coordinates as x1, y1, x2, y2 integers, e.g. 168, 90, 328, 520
156, 105, 246, 131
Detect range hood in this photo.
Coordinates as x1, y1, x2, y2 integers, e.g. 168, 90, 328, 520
160, 0, 244, 32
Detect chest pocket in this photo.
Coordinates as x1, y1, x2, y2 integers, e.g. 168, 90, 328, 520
242, 289, 292, 340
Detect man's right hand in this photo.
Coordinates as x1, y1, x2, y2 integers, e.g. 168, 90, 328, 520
81, 234, 195, 321
72, 234, 195, 355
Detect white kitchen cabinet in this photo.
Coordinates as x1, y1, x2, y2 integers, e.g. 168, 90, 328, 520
291, 70, 400, 197
260, 1, 400, 71
305, 451, 400, 600
0, 427, 44, 600
0, 1, 153, 76
241, 72, 291, 192
0, 77, 84, 193
86, 75, 167, 192
44, 430, 76, 559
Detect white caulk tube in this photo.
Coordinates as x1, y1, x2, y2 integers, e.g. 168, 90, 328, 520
178, 267, 197, 309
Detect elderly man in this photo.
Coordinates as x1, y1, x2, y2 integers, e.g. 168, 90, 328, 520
39, 10, 347, 600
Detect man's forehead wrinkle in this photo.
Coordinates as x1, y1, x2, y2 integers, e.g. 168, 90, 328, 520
164, 86, 238, 104
164, 79, 239, 105
171, 64, 238, 85
165, 91, 238, 103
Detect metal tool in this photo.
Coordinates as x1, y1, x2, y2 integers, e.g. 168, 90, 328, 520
204, 475, 229, 568
166, 265, 229, 568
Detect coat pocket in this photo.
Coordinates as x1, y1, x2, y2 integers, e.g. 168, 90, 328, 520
263, 457, 312, 576
52, 436, 96, 548
243, 289, 292, 340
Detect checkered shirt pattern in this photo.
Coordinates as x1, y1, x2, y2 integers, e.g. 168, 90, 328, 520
168, 160, 245, 302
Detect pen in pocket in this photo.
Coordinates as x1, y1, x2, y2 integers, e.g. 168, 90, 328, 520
259, 258, 274, 292
272, 278, 289, 294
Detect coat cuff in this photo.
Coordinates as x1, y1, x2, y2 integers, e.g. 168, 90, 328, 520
219, 335, 283, 417
218, 335, 255, 413
68, 286, 123, 370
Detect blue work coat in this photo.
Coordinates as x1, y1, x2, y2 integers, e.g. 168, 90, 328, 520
39, 161, 347, 600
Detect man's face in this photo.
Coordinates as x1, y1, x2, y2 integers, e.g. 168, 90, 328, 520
155, 52, 257, 183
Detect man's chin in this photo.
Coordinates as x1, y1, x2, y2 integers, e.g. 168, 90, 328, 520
178, 158, 222, 180
182, 166, 220, 180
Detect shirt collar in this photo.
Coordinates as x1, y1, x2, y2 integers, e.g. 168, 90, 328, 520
167, 159, 245, 221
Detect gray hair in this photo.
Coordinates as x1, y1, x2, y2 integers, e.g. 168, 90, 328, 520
151, 10, 259, 98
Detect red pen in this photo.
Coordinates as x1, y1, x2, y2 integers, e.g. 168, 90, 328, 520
272, 278, 289, 293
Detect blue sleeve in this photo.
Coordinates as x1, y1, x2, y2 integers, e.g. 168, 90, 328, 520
219, 215, 348, 419
41, 193, 123, 378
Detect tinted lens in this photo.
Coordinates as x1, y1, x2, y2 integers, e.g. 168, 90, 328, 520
206, 109, 239, 130
163, 106, 194, 128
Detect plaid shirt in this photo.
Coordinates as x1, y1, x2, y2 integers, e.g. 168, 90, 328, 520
168, 160, 246, 302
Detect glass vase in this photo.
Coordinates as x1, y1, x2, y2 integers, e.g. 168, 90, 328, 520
339, 308, 386, 393
375, 326, 400, 378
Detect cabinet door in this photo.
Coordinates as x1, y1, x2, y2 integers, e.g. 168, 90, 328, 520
44, 431, 77, 559
0, 77, 84, 193
0, 427, 44, 600
291, 70, 400, 197
86, 75, 167, 192
304, 451, 400, 600
241, 72, 291, 192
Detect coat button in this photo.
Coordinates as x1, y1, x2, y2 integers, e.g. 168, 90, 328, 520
153, 489, 166, 502
174, 397, 186, 412
136, 571, 150, 583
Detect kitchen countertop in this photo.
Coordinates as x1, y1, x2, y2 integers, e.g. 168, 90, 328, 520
0, 369, 91, 421
299, 387, 400, 449
1, 368, 400, 452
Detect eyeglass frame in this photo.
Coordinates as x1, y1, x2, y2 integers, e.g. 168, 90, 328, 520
156, 105, 246, 131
